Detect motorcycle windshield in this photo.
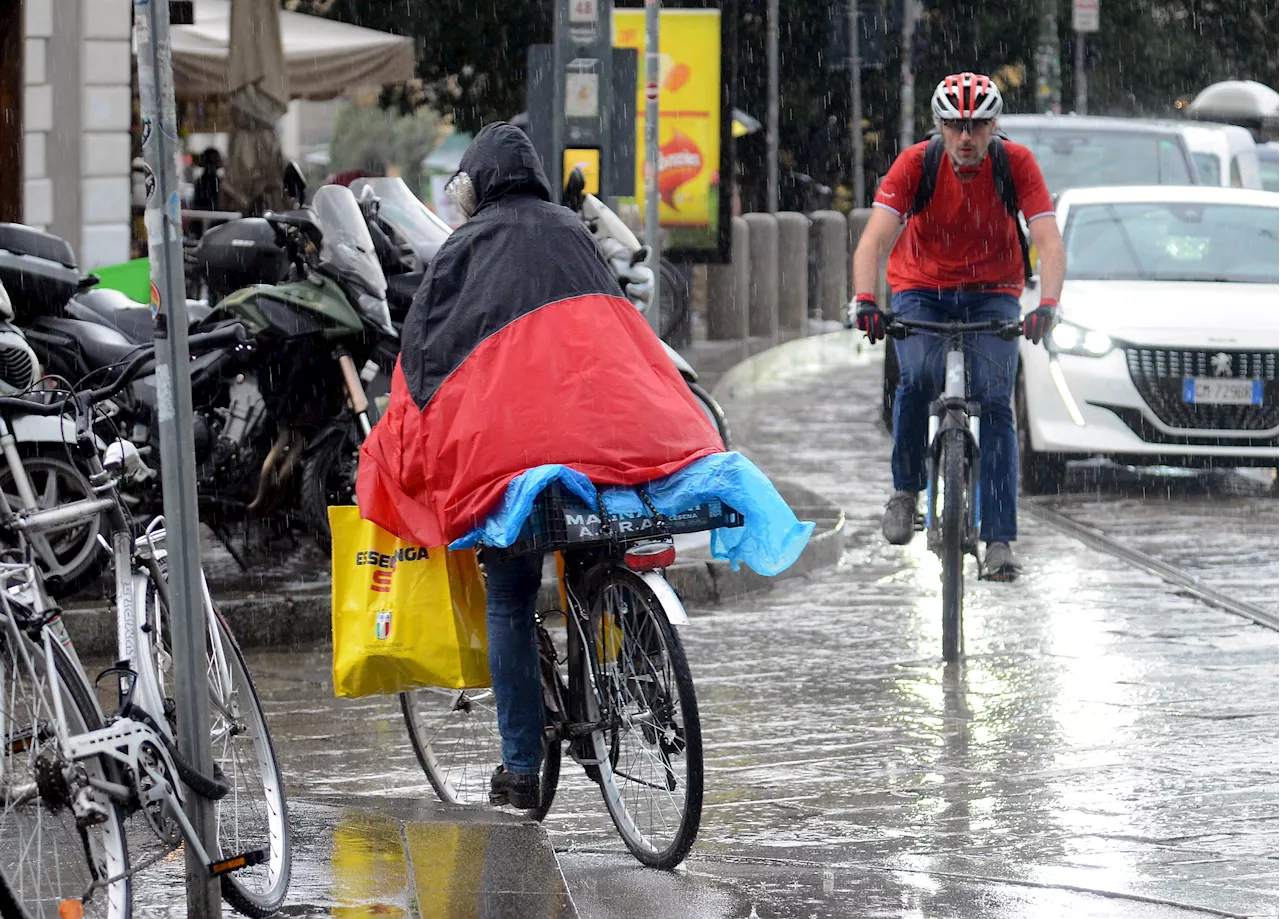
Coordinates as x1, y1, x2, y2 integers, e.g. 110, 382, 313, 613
351, 177, 452, 264
311, 184, 392, 329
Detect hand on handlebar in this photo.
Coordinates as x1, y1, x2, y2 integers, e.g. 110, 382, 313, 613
1022, 300, 1060, 345
847, 295, 889, 343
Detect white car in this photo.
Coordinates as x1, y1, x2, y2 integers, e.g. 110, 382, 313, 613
1153, 120, 1264, 189
1018, 185, 1279, 493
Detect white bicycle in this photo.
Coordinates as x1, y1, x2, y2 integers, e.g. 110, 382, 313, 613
0, 328, 290, 918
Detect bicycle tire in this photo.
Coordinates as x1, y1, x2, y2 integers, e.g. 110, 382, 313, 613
401, 686, 562, 820
587, 567, 703, 869
139, 571, 291, 917
0, 617, 131, 919
939, 429, 967, 662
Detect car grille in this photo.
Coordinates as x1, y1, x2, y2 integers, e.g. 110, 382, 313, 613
1124, 347, 1279, 431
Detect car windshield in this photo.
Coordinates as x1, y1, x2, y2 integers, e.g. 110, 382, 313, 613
1001, 128, 1196, 195
351, 177, 452, 264
1065, 202, 1279, 283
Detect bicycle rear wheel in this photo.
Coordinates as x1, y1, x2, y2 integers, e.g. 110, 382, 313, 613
938, 429, 967, 662
0, 616, 130, 919
140, 571, 291, 917
587, 568, 702, 869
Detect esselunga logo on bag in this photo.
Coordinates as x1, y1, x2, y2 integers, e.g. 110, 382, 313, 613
354, 545, 430, 593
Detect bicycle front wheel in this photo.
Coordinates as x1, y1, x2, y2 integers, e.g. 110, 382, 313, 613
938, 429, 967, 662
140, 573, 291, 917
588, 568, 703, 869
0, 618, 131, 919
401, 631, 563, 823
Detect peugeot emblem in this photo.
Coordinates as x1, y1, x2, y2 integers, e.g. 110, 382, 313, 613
1211, 352, 1233, 377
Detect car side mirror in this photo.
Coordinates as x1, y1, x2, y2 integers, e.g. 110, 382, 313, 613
283, 161, 307, 207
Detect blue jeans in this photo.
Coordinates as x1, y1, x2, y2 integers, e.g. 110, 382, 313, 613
890, 289, 1020, 544
480, 550, 544, 776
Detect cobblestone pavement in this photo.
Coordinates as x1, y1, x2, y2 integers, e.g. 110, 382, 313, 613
131, 336, 1278, 918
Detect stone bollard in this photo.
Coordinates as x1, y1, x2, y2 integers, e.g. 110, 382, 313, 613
808, 210, 847, 323
846, 207, 891, 305
743, 212, 779, 339
775, 212, 809, 332
707, 216, 750, 341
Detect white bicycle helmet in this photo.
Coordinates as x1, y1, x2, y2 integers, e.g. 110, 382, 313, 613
931, 72, 1003, 121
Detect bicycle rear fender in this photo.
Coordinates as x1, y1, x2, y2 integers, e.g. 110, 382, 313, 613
638, 570, 690, 626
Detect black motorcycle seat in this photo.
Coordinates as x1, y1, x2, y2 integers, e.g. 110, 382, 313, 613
63, 315, 146, 371
73, 287, 213, 344
387, 271, 422, 322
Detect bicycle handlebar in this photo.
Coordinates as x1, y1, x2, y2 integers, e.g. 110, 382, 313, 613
0, 323, 247, 418
887, 317, 1023, 341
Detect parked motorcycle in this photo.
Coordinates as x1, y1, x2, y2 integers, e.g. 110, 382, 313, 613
193, 167, 398, 550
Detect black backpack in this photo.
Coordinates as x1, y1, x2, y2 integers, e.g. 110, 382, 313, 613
905, 134, 1034, 283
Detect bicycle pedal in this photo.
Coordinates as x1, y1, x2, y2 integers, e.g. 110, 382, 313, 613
913, 514, 926, 531
488, 789, 509, 807
209, 848, 268, 877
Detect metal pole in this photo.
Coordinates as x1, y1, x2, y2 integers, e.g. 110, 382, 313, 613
899, 0, 919, 151
766, 0, 779, 213
849, 0, 864, 208
1074, 31, 1087, 114
1036, 0, 1062, 114
644, 0, 662, 336
133, 2, 219, 916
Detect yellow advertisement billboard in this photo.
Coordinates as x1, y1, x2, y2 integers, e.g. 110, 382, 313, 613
614, 9, 722, 243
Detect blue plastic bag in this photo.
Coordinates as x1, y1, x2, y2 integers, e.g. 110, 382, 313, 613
451, 452, 814, 578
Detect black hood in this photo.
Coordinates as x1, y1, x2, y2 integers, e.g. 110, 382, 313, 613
459, 122, 553, 211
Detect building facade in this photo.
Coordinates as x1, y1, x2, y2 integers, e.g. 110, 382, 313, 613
15, 0, 133, 270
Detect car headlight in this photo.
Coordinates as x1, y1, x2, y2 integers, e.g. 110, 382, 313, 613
1048, 321, 1114, 358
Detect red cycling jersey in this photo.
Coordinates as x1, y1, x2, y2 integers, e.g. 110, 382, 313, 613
873, 139, 1054, 296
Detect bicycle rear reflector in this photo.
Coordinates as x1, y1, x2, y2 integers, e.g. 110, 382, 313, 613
625, 543, 676, 571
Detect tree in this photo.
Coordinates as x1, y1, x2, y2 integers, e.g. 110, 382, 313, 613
328, 103, 441, 193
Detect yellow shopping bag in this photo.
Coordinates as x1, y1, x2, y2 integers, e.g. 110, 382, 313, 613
329, 506, 490, 698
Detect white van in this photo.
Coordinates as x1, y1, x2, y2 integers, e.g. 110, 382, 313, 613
1160, 121, 1264, 188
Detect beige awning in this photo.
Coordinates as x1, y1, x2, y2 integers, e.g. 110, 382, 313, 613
171, 0, 416, 101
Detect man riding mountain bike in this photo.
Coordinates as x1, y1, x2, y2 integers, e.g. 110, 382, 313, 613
850, 72, 1066, 581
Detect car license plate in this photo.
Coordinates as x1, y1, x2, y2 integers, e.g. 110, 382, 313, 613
1182, 377, 1264, 405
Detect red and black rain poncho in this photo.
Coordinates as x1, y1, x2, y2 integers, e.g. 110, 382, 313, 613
356, 123, 723, 547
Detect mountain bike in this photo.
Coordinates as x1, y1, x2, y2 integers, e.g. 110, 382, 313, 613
888, 316, 1022, 662
401, 485, 724, 869
0, 327, 291, 918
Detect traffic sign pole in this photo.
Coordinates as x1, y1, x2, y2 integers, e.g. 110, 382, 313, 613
1071, 0, 1099, 115
133, 1, 220, 915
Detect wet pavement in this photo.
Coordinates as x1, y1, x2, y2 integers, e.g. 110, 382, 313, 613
128, 332, 1276, 918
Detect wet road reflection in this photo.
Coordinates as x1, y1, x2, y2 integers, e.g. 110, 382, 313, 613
129, 337, 1277, 918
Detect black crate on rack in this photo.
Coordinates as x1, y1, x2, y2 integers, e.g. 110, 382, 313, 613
495, 482, 743, 559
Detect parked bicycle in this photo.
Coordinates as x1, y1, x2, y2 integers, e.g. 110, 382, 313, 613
401, 485, 716, 869
0, 326, 291, 918
887, 316, 1023, 662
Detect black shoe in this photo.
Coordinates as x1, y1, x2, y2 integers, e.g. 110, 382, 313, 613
489, 765, 541, 810
882, 491, 919, 545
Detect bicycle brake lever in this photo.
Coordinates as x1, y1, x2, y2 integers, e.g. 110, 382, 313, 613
887, 322, 909, 340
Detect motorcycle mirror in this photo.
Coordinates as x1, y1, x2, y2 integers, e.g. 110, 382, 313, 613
562, 167, 586, 212
283, 161, 307, 206
630, 246, 651, 267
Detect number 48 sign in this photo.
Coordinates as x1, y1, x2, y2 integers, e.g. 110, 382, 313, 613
570, 0, 599, 25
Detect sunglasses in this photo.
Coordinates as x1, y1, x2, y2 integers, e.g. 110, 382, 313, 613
942, 119, 994, 134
